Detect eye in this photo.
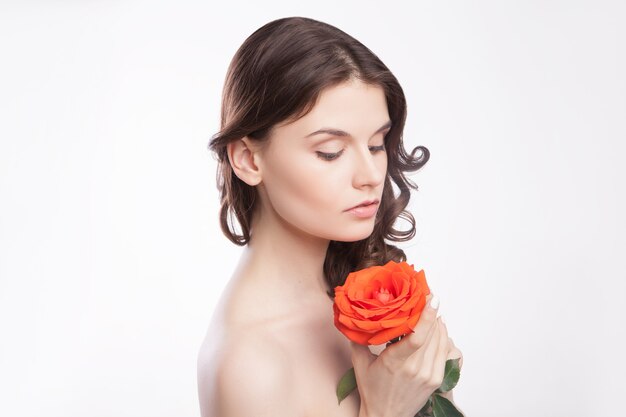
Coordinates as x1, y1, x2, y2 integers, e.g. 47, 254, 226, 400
369, 145, 385, 153
316, 150, 344, 161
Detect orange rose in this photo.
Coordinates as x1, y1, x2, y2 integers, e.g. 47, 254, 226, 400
333, 260, 431, 346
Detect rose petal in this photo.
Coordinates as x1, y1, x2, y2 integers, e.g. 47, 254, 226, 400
336, 322, 371, 345
333, 260, 431, 346
349, 317, 384, 331
368, 326, 408, 345
379, 316, 408, 329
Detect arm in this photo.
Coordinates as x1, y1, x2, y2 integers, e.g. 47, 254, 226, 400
208, 337, 298, 417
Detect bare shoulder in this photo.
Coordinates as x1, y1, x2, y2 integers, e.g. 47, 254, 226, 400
197, 329, 299, 417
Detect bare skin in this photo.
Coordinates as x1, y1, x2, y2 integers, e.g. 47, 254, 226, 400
197, 80, 462, 417
197, 257, 361, 416
197, 184, 361, 416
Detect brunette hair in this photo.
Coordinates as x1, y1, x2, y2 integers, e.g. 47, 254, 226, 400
208, 17, 430, 300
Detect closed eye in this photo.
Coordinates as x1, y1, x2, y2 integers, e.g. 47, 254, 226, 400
316, 145, 385, 162
316, 150, 344, 161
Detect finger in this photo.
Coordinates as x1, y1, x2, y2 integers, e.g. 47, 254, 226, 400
350, 341, 377, 370
388, 294, 439, 360
408, 317, 442, 377
383, 312, 438, 368
432, 318, 450, 387
447, 348, 463, 370
446, 337, 463, 367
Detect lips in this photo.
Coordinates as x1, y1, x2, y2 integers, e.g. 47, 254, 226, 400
346, 199, 380, 211
345, 199, 380, 218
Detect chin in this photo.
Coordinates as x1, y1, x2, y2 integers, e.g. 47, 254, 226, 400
329, 224, 376, 242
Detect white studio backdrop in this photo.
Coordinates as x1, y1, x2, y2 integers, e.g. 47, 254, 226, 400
0, 1, 624, 416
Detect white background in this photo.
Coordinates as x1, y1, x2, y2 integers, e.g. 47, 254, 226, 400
1, 1, 624, 416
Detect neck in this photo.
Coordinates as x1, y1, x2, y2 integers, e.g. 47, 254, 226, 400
232, 204, 333, 306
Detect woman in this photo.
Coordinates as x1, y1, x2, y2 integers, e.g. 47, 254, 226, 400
197, 16, 463, 417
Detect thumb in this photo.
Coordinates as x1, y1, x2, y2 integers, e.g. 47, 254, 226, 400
350, 341, 376, 369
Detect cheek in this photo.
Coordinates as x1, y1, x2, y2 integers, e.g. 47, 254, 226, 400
264, 156, 347, 216
261, 154, 383, 241
378, 156, 388, 177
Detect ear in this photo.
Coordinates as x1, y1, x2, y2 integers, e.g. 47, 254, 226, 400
227, 137, 262, 186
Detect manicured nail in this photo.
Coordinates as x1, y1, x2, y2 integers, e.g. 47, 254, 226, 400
430, 294, 440, 310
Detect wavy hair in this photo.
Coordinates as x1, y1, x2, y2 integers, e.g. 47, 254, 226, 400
207, 17, 430, 300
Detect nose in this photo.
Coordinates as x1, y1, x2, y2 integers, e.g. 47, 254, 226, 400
352, 145, 386, 189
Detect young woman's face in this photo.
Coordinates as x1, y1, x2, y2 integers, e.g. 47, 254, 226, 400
255, 79, 390, 242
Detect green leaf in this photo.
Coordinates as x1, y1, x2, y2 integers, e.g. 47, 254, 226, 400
438, 358, 461, 393
432, 394, 464, 417
336, 367, 357, 404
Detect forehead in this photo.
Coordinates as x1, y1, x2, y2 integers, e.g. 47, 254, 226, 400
274, 80, 390, 138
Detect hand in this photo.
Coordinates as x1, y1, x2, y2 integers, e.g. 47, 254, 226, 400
438, 337, 463, 403
447, 336, 463, 370
350, 294, 451, 417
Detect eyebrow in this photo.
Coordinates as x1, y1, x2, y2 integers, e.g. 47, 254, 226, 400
304, 120, 392, 139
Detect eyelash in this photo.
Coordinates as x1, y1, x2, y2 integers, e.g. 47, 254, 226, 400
316, 145, 386, 161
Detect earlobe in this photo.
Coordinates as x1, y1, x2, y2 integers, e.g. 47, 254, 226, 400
227, 137, 262, 186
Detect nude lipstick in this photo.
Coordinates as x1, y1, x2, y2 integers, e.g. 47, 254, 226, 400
345, 199, 380, 218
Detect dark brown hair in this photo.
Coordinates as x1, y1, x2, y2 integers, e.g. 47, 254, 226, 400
208, 17, 430, 300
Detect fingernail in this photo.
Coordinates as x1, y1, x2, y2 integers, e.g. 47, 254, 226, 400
440, 316, 446, 325
430, 294, 440, 310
